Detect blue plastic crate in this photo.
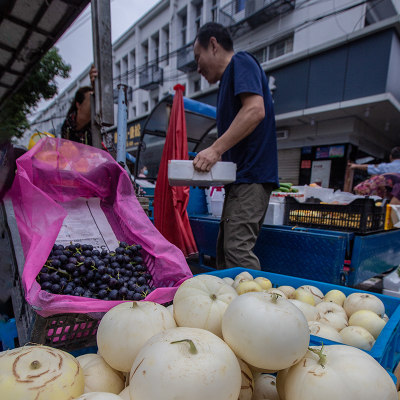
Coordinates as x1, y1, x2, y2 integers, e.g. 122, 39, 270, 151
205, 268, 400, 376
0, 319, 18, 351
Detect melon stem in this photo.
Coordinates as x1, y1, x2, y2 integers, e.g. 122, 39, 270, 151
171, 339, 198, 354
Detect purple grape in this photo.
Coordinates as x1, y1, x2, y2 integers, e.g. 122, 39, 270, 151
79, 265, 87, 275
40, 273, 51, 282
133, 293, 143, 301
86, 270, 95, 281
109, 278, 118, 288
50, 273, 60, 283
97, 289, 107, 299
97, 265, 106, 275
126, 291, 135, 300
51, 284, 61, 293
137, 276, 147, 285
63, 286, 73, 295
115, 247, 125, 255
41, 282, 52, 291
65, 263, 75, 273
58, 255, 68, 264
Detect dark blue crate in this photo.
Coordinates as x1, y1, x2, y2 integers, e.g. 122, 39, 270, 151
0, 319, 18, 351
205, 268, 400, 376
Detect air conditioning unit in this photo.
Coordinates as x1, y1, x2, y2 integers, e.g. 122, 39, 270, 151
276, 129, 289, 140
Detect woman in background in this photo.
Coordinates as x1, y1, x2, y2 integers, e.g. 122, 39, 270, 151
61, 86, 93, 145
61, 66, 97, 146
354, 173, 400, 205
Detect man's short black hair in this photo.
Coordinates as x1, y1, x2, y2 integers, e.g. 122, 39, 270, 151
390, 146, 400, 160
195, 22, 233, 51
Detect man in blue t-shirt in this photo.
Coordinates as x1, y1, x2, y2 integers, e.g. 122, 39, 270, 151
193, 22, 279, 270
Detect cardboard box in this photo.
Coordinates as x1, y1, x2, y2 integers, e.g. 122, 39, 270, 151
168, 160, 236, 187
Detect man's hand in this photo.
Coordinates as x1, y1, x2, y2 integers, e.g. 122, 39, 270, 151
348, 162, 368, 171
193, 147, 221, 172
89, 65, 98, 88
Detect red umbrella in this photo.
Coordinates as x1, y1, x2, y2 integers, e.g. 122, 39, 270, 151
153, 84, 198, 257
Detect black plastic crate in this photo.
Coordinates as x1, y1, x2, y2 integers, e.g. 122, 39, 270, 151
2, 200, 100, 351
12, 267, 100, 350
284, 197, 385, 234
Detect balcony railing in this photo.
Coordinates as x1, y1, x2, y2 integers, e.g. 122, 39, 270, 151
177, 42, 197, 73
219, 0, 295, 34
139, 64, 163, 90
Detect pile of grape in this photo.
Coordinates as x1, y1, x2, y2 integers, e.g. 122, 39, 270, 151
36, 242, 155, 301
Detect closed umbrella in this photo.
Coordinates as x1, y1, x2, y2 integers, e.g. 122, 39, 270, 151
153, 84, 198, 257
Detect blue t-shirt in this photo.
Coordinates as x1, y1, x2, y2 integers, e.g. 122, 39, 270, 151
217, 51, 278, 186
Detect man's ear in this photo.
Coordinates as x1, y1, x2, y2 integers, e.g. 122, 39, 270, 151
209, 37, 218, 54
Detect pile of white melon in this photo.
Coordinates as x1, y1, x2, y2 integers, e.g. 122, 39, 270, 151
225, 271, 388, 352
0, 273, 397, 400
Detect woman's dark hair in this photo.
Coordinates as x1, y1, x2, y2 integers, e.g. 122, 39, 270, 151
195, 22, 233, 51
66, 86, 92, 116
390, 146, 400, 160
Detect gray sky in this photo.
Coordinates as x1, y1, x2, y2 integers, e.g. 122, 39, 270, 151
35, 0, 160, 113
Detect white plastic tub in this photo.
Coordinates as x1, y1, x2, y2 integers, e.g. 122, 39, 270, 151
168, 160, 236, 187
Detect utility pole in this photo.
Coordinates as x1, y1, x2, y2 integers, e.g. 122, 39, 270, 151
91, 0, 114, 149
116, 84, 128, 164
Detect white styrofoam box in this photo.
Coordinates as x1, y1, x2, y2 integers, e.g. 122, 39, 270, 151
303, 186, 334, 202
205, 186, 225, 215
263, 202, 285, 225
383, 268, 400, 291
210, 200, 224, 217
168, 160, 236, 187
382, 288, 400, 298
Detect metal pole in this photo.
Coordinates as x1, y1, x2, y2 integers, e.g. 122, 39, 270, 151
91, 0, 114, 149
116, 84, 128, 164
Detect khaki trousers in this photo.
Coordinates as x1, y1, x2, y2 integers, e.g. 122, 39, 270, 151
216, 183, 273, 270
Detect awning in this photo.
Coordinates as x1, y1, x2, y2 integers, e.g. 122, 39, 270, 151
0, 0, 90, 108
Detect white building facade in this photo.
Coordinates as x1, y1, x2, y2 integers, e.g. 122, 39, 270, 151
31, 0, 400, 188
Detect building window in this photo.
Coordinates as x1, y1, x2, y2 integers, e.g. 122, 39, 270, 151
130, 50, 136, 86
132, 106, 137, 118
115, 61, 121, 83
142, 41, 149, 66
193, 79, 201, 93
236, 0, 245, 12
268, 35, 293, 61
152, 33, 159, 63
163, 25, 169, 66
143, 101, 149, 113
180, 9, 187, 46
252, 47, 267, 64
152, 96, 159, 107
122, 55, 128, 84
211, 0, 218, 22
195, 2, 203, 33
251, 34, 294, 64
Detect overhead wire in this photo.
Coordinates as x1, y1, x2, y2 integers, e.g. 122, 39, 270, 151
34, 0, 381, 127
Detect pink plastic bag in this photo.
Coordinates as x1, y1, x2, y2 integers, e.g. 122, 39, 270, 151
9, 137, 192, 317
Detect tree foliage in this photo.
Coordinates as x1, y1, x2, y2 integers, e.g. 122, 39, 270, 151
0, 47, 70, 140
